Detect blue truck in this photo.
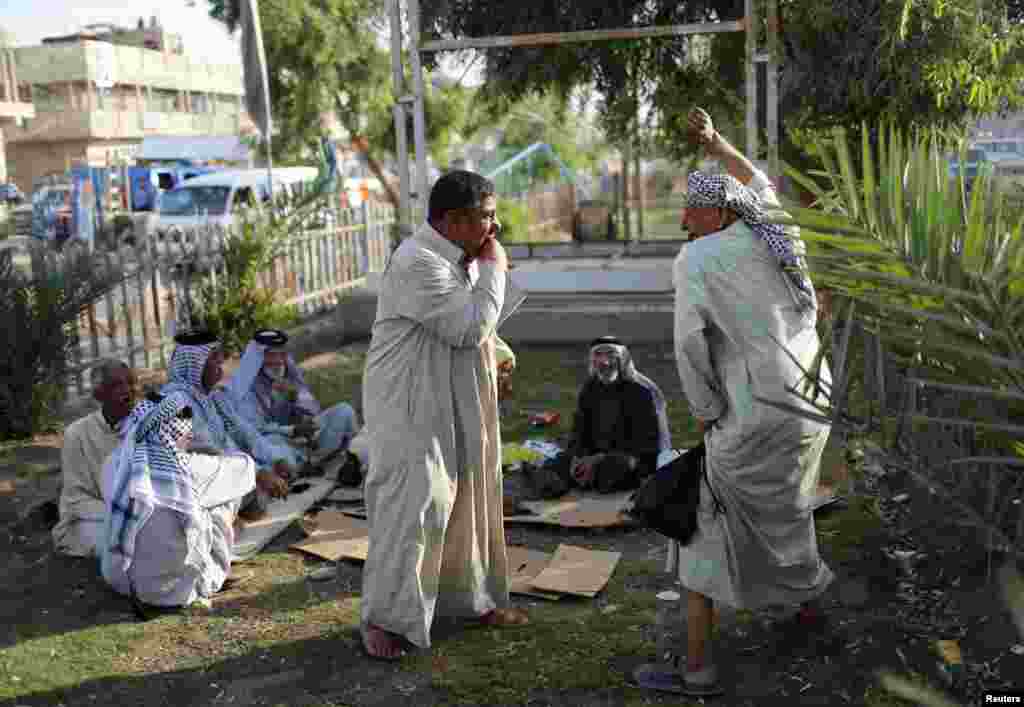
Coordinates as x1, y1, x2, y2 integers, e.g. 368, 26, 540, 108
128, 165, 220, 211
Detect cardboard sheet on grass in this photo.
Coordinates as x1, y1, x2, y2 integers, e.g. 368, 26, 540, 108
504, 489, 636, 528
291, 511, 620, 600
232, 477, 336, 562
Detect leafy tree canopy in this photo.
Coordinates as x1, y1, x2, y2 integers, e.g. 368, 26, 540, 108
208, 0, 470, 168
421, 0, 1024, 167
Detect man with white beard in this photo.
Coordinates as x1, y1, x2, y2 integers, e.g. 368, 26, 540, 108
222, 329, 361, 481
567, 336, 670, 492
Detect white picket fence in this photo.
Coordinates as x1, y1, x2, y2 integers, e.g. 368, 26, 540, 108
54, 201, 394, 403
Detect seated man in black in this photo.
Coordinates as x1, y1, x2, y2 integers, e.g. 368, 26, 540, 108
567, 336, 669, 493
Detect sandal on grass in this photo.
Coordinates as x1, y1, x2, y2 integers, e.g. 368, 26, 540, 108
629, 662, 725, 697
479, 607, 529, 626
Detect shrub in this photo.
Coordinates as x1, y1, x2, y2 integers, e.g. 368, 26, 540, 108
497, 197, 529, 242
0, 245, 125, 439
190, 218, 299, 357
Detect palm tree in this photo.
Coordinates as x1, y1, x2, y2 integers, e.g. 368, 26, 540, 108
765, 121, 1024, 433
757, 121, 1024, 707
754, 121, 1024, 556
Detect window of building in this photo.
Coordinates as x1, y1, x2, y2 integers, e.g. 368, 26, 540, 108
191, 93, 211, 113
31, 84, 66, 113
218, 94, 240, 116
151, 88, 178, 113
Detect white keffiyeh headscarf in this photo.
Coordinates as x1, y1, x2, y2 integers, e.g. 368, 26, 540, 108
686, 172, 816, 312
586, 337, 672, 453
224, 336, 320, 418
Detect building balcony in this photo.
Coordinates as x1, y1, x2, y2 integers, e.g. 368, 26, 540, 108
0, 100, 34, 121
5, 109, 241, 143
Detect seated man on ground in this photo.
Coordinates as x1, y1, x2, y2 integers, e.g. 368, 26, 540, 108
567, 336, 670, 493
222, 329, 361, 482
160, 329, 294, 518
54, 359, 136, 557
100, 391, 255, 609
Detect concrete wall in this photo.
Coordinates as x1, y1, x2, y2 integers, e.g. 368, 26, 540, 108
6, 139, 88, 190
365, 255, 679, 345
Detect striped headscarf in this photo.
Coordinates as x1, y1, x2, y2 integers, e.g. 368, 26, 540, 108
163, 339, 237, 448
686, 172, 816, 312
105, 392, 212, 582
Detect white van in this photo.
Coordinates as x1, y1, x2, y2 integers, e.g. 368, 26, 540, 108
151, 167, 319, 248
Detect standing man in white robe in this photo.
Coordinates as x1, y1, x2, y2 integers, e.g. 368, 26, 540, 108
360, 170, 527, 660
635, 110, 833, 697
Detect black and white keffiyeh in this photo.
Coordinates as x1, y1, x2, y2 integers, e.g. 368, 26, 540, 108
106, 392, 210, 580
163, 341, 237, 447
686, 172, 815, 312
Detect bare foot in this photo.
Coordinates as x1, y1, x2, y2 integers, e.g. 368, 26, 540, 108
479, 607, 529, 626
362, 624, 407, 660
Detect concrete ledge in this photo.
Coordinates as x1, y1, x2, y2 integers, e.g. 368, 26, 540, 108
510, 268, 673, 292
625, 240, 686, 257
500, 308, 673, 344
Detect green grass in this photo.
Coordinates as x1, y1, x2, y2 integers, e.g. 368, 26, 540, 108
301, 343, 702, 450
0, 621, 147, 701
409, 559, 666, 706
0, 341, 889, 706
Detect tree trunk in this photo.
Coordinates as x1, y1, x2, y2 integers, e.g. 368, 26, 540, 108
622, 144, 632, 242
635, 150, 644, 240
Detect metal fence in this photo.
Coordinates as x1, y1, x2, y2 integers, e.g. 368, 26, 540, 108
827, 317, 1024, 562
51, 200, 394, 404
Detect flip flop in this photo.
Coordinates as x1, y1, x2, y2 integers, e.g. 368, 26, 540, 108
479, 607, 530, 626
629, 662, 725, 697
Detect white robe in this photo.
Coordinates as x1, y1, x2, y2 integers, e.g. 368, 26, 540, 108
668, 169, 834, 610
100, 450, 255, 606
54, 410, 122, 557
361, 224, 509, 649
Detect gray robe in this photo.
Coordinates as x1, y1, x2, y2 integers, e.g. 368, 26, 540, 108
668, 170, 834, 610
360, 224, 509, 648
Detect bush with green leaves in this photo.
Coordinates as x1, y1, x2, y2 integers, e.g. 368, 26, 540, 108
191, 219, 299, 358
497, 197, 530, 243
0, 245, 125, 439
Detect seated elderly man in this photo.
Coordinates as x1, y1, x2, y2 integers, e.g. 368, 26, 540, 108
53, 359, 136, 557
568, 336, 670, 492
100, 391, 256, 611
160, 329, 294, 515
222, 329, 360, 478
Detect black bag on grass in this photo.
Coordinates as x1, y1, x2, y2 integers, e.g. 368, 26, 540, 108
521, 453, 573, 499
626, 442, 721, 544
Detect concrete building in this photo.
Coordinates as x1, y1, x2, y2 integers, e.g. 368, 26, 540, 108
0, 43, 35, 184
4, 26, 247, 192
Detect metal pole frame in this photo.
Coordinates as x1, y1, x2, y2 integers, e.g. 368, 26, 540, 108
386, 4, 778, 239
745, 0, 759, 162
388, 0, 412, 238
